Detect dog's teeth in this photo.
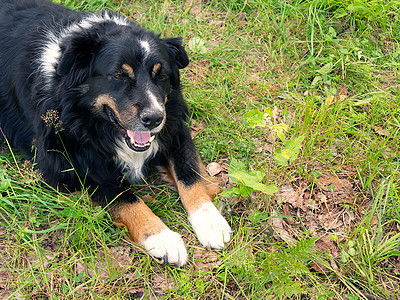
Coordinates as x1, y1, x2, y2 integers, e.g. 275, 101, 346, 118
133, 141, 150, 148
129, 135, 154, 146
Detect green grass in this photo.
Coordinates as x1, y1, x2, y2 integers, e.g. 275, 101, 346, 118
1, 0, 400, 298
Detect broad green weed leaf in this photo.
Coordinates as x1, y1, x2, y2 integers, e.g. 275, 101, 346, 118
227, 159, 277, 195
0, 179, 11, 192
243, 110, 266, 128
345, 294, 359, 300
347, 3, 370, 14
0, 170, 11, 192
229, 168, 277, 195
252, 170, 264, 182
272, 123, 288, 142
273, 135, 304, 166
334, 8, 347, 18
219, 186, 241, 198
227, 158, 248, 174
250, 183, 278, 195
264, 107, 273, 117
284, 135, 304, 152
273, 149, 291, 166
228, 169, 259, 186
237, 185, 254, 198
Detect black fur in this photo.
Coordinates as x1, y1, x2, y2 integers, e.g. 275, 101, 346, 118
0, 0, 200, 207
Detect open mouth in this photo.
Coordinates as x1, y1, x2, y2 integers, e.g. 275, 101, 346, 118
125, 130, 155, 152
105, 106, 155, 152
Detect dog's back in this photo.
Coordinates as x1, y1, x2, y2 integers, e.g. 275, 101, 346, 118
0, 0, 78, 156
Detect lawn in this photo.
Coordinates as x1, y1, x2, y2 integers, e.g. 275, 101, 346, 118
1, 0, 399, 299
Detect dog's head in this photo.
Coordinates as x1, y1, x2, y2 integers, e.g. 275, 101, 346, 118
56, 19, 189, 152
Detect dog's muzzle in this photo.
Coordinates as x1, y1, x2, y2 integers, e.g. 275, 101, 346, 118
104, 105, 157, 152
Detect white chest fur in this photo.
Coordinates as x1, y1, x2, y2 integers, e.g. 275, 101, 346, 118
114, 139, 159, 183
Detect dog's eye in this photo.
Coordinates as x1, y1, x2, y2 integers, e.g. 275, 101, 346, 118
156, 70, 168, 81
152, 63, 167, 81
113, 73, 125, 81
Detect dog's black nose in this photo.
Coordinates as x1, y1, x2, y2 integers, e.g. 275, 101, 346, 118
140, 112, 163, 129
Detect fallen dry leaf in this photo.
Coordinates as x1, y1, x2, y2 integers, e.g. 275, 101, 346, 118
309, 262, 329, 273
276, 185, 303, 209
307, 218, 319, 234
318, 211, 344, 231
220, 172, 231, 187
315, 236, 339, 257
190, 120, 205, 138
152, 273, 176, 293
193, 248, 220, 271
282, 204, 296, 225
109, 246, 132, 267
329, 256, 339, 272
373, 126, 390, 137
317, 192, 327, 204
25, 253, 54, 270
315, 174, 354, 200
269, 210, 296, 244
206, 162, 222, 177
326, 85, 348, 107
310, 237, 340, 273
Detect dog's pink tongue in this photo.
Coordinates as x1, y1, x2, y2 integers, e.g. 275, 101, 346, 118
127, 130, 151, 144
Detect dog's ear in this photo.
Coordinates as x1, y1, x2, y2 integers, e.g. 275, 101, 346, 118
57, 34, 100, 89
162, 37, 189, 69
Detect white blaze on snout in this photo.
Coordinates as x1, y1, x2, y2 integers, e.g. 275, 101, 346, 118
146, 89, 163, 112
145, 89, 166, 132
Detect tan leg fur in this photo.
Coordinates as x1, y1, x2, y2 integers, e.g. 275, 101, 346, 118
111, 199, 167, 244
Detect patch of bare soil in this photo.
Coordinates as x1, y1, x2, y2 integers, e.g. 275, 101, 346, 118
272, 172, 359, 263
274, 172, 359, 234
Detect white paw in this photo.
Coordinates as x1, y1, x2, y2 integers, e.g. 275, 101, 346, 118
189, 202, 232, 249
141, 228, 188, 267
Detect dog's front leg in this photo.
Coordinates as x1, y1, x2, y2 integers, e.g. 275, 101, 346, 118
96, 188, 188, 266
161, 131, 232, 249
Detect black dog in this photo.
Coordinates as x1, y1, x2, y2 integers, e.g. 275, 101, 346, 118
0, 0, 231, 266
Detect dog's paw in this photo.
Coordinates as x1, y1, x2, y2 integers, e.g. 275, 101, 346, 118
141, 228, 188, 267
189, 202, 232, 249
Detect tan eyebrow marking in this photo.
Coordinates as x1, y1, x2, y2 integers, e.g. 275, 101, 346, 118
152, 63, 161, 78
122, 64, 134, 78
